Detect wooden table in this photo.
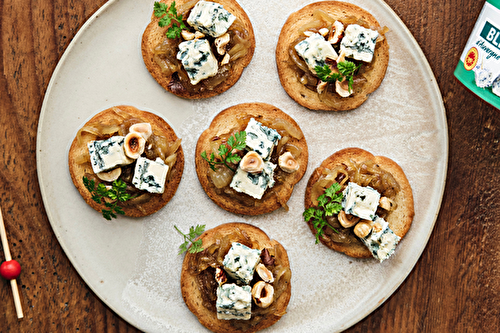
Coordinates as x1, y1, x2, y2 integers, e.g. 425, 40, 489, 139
0, 0, 498, 331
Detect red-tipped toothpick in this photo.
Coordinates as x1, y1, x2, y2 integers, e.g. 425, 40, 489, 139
0, 207, 23, 319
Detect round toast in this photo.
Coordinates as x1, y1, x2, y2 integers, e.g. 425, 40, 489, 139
195, 102, 308, 215
68, 105, 184, 217
304, 148, 414, 258
181, 222, 291, 333
142, 0, 255, 99
276, 1, 390, 111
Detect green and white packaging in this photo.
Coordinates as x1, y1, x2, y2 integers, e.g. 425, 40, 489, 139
455, 0, 500, 108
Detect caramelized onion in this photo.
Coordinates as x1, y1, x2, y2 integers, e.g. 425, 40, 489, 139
268, 118, 303, 139
284, 143, 302, 158
111, 107, 133, 120
312, 9, 336, 24
208, 166, 234, 189
297, 19, 325, 34
177, 0, 198, 14
164, 153, 177, 181
165, 138, 182, 157
288, 38, 309, 72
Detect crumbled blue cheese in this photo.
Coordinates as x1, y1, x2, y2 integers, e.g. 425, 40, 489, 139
342, 182, 380, 221
492, 76, 500, 96
132, 157, 169, 194
222, 242, 261, 285
340, 24, 379, 62
229, 161, 276, 199
87, 136, 133, 174
360, 216, 400, 262
216, 283, 252, 320
177, 39, 218, 85
187, 0, 236, 38
244, 118, 281, 160
295, 33, 338, 72
475, 67, 494, 88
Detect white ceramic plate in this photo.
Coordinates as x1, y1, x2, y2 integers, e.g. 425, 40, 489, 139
37, 0, 448, 332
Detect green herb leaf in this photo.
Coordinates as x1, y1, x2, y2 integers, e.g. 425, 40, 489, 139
175, 224, 206, 254
303, 182, 344, 243
83, 176, 135, 220
154, 1, 186, 39
314, 61, 361, 93
201, 131, 246, 172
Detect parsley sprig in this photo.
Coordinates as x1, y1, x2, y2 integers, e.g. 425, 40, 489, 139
83, 176, 135, 220
201, 131, 246, 173
315, 61, 361, 92
174, 224, 206, 254
154, 1, 186, 39
303, 182, 344, 243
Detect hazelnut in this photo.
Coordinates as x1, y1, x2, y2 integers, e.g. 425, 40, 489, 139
239, 151, 264, 173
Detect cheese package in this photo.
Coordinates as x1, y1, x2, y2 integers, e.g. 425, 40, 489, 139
454, 0, 500, 109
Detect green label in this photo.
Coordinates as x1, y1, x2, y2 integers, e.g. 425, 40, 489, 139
455, 60, 500, 108
480, 21, 500, 50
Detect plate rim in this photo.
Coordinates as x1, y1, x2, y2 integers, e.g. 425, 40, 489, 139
35, 0, 449, 331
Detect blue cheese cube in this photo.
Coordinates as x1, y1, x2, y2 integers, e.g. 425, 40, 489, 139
177, 39, 218, 85
216, 283, 252, 320
229, 161, 276, 199
244, 118, 281, 160
360, 216, 401, 262
187, 0, 236, 38
222, 242, 261, 285
492, 76, 500, 96
340, 24, 379, 62
342, 182, 380, 221
87, 136, 133, 174
475, 68, 494, 88
132, 157, 169, 194
295, 33, 338, 72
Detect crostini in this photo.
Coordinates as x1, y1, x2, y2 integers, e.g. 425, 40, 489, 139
304, 148, 414, 261
142, 0, 255, 99
180, 222, 291, 333
68, 105, 184, 218
276, 1, 390, 111
195, 102, 308, 215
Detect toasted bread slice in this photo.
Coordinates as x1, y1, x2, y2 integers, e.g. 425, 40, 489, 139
68, 105, 184, 217
304, 148, 414, 258
276, 1, 390, 111
142, 0, 255, 99
195, 102, 308, 215
181, 222, 291, 333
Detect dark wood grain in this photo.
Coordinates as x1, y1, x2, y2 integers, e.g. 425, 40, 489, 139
0, 0, 498, 332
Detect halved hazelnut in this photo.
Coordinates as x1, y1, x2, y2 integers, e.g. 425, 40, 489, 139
124, 132, 146, 159
338, 210, 360, 228
252, 281, 274, 308
373, 221, 383, 233
240, 151, 264, 173
278, 152, 299, 173
256, 263, 274, 283
336, 79, 352, 98
303, 30, 314, 37
379, 197, 397, 211
96, 167, 122, 182
215, 267, 227, 286
194, 31, 205, 39
214, 33, 230, 55
181, 30, 195, 40
353, 220, 373, 238
329, 20, 344, 44
319, 27, 329, 36
129, 122, 152, 140
221, 53, 230, 65
317, 80, 328, 94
